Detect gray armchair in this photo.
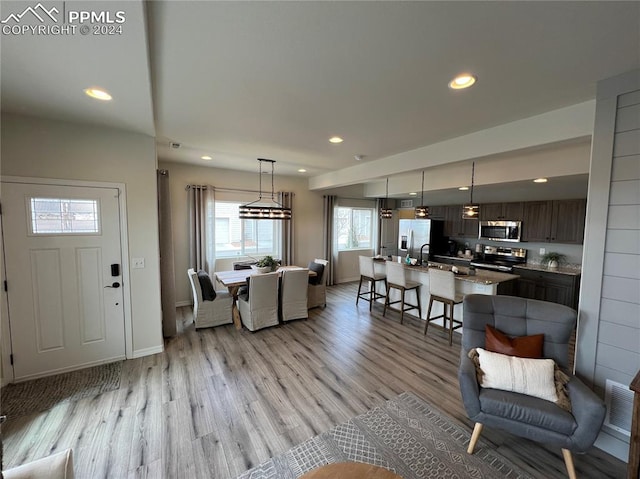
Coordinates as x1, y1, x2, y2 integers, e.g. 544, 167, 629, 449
458, 294, 605, 479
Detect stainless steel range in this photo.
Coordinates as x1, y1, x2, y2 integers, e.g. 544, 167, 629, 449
471, 246, 527, 272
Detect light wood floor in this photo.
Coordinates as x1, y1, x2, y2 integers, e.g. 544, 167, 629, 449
2, 283, 626, 478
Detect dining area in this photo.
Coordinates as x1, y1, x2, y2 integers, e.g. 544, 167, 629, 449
187, 259, 328, 333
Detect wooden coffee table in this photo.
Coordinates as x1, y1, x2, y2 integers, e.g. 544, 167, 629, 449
299, 462, 402, 479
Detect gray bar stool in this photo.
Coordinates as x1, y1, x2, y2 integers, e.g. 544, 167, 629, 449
356, 256, 387, 311
425, 268, 463, 345
383, 261, 421, 323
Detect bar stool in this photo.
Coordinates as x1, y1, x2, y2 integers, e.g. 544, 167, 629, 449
383, 261, 421, 324
425, 267, 463, 345
356, 256, 387, 311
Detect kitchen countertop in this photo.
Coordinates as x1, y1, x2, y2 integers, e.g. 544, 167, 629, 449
433, 255, 582, 276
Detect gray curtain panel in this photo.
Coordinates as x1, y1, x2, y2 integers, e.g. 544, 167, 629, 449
157, 169, 177, 337
323, 195, 337, 286
278, 191, 294, 265
187, 185, 215, 275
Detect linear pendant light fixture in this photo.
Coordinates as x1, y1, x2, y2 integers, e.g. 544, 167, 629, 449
239, 158, 292, 220
380, 178, 393, 219
415, 170, 429, 219
462, 161, 479, 219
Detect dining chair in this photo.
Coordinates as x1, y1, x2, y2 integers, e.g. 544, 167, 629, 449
425, 267, 463, 345
187, 268, 233, 329
308, 258, 329, 309
280, 268, 310, 322
237, 272, 279, 331
356, 256, 386, 311
383, 261, 421, 324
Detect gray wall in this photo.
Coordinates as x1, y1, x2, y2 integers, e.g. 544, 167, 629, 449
578, 69, 640, 461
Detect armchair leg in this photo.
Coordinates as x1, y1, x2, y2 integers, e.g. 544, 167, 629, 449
562, 449, 577, 479
467, 422, 483, 454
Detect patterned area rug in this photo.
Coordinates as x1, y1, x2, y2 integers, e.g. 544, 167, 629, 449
1, 361, 123, 418
238, 391, 532, 479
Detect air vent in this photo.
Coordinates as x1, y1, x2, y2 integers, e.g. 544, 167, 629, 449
400, 200, 413, 208
604, 379, 633, 436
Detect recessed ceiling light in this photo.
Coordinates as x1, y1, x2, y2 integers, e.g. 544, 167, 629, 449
298, 168, 307, 173
458, 186, 470, 191
448, 74, 477, 90
201, 155, 212, 161
409, 192, 417, 196
329, 136, 344, 144
533, 178, 548, 183
84, 87, 112, 101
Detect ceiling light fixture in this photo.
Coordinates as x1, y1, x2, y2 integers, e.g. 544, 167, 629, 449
84, 87, 112, 101
533, 178, 548, 183
462, 162, 480, 219
298, 168, 307, 173
409, 192, 417, 196
201, 155, 212, 160
239, 158, 291, 220
448, 74, 477, 90
458, 186, 469, 191
380, 178, 393, 219
415, 170, 430, 219
329, 136, 344, 144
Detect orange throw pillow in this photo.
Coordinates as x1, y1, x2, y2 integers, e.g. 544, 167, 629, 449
485, 324, 544, 359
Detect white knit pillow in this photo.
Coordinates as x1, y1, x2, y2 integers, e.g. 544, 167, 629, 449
475, 347, 558, 403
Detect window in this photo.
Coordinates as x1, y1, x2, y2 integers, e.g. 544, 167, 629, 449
335, 206, 374, 251
212, 200, 279, 258
29, 197, 100, 234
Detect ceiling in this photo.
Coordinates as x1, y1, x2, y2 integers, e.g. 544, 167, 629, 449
1, 1, 639, 198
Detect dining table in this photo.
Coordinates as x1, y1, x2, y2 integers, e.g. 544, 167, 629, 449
215, 266, 316, 329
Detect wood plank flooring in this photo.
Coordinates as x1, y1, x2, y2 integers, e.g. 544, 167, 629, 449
2, 282, 626, 478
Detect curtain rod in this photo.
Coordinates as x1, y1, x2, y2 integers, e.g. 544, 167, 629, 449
185, 185, 293, 196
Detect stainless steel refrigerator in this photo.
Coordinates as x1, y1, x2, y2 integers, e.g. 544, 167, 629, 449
398, 219, 445, 263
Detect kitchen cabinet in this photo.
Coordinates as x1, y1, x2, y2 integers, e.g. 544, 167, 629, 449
445, 205, 479, 238
513, 267, 580, 309
521, 199, 586, 244
480, 202, 524, 221
427, 205, 447, 220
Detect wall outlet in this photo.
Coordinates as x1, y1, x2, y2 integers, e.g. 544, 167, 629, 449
132, 257, 145, 269
539, 248, 546, 255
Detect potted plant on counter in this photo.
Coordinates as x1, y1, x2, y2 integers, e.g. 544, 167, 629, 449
540, 252, 566, 270
253, 255, 278, 273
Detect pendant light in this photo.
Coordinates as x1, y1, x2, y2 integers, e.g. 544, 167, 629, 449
380, 178, 393, 219
239, 158, 292, 220
414, 170, 429, 219
462, 161, 479, 219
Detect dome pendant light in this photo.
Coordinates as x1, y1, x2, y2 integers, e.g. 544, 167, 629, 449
380, 178, 393, 219
414, 170, 429, 219
462, 161, 479, 219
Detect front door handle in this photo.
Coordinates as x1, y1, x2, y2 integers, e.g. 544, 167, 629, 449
104, 282, 121, 289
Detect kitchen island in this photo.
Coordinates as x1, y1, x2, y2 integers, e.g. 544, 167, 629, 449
373, 257, 519, 329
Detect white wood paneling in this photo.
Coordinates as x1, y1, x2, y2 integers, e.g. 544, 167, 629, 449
605, 229, 640, 255
603, 252, 640, 279
611, 154, 640, 181
607, 205, 640, 230
596, 343, 640, 377
31, 249, 64, 351
77, 247, 106, 344
613, 129, 640, 157
618, 89, 640, 108
615, 103, 640, 132
609, 179, 640, 205
599, 298, 640, 329
601, 275, 640, 304
595, 364, 635, 391
598, 321, 640, 352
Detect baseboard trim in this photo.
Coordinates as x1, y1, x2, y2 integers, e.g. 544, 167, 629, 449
176, 300, 191, 308
131, 345, 164, 359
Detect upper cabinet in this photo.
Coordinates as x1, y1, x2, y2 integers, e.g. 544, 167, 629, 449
445, 205, 479, 238
479, 202, 524, 221
521, 199, 586, 244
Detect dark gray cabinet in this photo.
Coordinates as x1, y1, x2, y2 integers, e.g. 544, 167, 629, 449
521, 199, 586, 244
480, 202, 524, 221
513, 267, 580, 310
445, 205, 479, 238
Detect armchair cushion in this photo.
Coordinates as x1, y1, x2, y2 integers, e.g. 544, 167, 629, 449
307, 261, 325, 285
197, 270, 217, 301
485, 324, 544, 358
4, 449, 74, 479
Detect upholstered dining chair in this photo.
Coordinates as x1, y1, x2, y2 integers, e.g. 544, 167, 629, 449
425, 267, 463, 345
307, 258, 329, 309
187, 268, 233, 329
459, 294, 606, 479
280, 268, 310, 322
383, 261, 421, 324
237, 271, 279, 331
356, 256, 386, 311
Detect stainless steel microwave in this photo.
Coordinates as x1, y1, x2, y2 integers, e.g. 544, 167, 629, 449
479, 220, 522, 242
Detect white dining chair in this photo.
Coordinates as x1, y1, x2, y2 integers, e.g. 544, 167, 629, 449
280, 268, 310, 322
187, 268, 233, 329
237, 272, 279, 331
307, 258, 329, 309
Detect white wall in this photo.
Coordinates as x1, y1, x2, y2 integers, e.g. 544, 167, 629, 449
1, 113, 163, 358
157, 161, 324, 304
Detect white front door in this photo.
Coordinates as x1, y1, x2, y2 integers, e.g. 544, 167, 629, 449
2, 181, 126, 380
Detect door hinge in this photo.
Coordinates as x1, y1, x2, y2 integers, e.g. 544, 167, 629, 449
10, 354, 14, 365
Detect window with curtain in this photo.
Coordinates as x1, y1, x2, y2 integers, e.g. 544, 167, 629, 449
334, 206, 374, 251
211, 200, 280, 258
